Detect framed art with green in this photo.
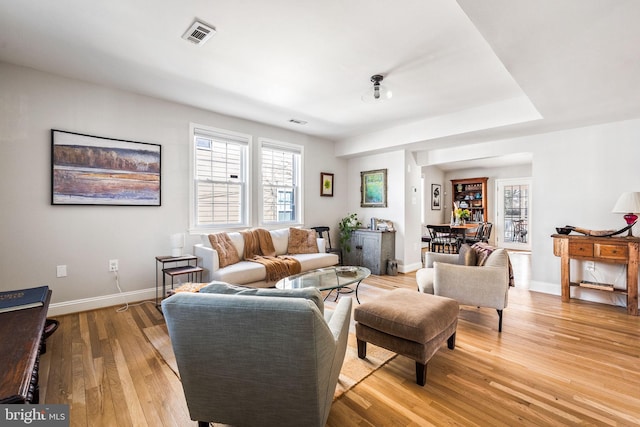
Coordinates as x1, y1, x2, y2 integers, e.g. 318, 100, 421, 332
320, 172, 334, 197
360, 168, 387, 208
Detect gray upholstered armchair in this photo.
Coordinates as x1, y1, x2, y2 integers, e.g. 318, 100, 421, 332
162, 284, 352, 427
416, 248, 511, 332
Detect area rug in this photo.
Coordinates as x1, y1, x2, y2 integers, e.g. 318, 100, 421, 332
143, 323, 395, 400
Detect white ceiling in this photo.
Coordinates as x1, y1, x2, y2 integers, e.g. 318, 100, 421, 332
435, 153, 533, 172
1, 0, 639, 165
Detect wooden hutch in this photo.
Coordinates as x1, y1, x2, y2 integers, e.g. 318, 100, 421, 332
451, 177, 488, 222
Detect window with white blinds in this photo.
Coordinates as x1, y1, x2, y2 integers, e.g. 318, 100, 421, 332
260, 140, 302, 225
192, 127, 249, 230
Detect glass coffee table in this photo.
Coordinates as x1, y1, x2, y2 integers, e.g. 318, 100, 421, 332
275, 266, 371, 303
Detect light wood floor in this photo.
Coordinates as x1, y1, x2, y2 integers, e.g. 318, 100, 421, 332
40, 257, 640, 426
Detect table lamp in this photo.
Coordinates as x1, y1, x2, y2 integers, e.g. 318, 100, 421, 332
611, 192, 640, 236
170, 233, 185, 256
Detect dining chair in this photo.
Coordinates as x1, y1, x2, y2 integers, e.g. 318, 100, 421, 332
482, 223, 493, 243
427, 225, 458, 254
465, 223, 485, 245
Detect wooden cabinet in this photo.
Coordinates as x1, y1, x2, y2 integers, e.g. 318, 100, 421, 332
451, 177, 488, 222
552, 234, 639, 315
344, 229, 395, 275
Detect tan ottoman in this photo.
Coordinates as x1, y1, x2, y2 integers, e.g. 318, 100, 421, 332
354, 288, 459, 386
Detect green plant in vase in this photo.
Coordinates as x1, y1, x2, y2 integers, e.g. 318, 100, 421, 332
454, 208, 471, 224
338, 213, 362, 253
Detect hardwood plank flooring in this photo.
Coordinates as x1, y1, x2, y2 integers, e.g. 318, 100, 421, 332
40, 264, 640, 426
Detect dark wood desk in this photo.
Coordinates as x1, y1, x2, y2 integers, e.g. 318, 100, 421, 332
0, 290, 52, 403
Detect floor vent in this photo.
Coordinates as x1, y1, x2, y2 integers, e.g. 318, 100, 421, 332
182, 20, 216, 45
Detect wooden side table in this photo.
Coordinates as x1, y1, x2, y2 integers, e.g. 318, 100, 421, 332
552, 234, 639, 315
155, 255, 202, 309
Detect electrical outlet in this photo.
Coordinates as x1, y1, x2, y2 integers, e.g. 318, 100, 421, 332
109, 259, 119, 272
56, 265, 67, 278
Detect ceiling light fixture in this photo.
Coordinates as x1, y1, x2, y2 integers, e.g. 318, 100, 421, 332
361, 74, 392, 103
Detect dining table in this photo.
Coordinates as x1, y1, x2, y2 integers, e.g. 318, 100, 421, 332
436, 223, 481, 243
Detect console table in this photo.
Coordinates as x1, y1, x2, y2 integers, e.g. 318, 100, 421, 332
0, 289, 52, 403
552, 234, 639, 315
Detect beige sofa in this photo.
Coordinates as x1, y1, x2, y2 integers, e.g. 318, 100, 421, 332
194, 228, 339, 287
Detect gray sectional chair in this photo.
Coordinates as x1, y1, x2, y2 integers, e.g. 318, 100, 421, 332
162, 284, 352, 427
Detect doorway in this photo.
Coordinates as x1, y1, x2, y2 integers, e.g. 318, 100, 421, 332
496, 178, 532, 251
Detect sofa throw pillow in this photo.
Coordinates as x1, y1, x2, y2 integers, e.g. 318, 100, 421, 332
471, 242, 495, 266
208, 232, 241, 268
458, 244, 477, 266
200, 281, 324, 313
287, 227, 319, 254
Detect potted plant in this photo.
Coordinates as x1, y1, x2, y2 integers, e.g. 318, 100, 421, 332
338, 213, 362, 253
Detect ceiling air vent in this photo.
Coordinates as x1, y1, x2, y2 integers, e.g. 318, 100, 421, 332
182, 20, 216, 45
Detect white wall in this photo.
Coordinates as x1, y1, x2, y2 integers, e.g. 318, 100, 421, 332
422, 165, 446, 227
419, 119, 640, 310
346, 151, 406, 269
0, 62, 346, 314
530, 120, 640, 309
404, 151, 423, 271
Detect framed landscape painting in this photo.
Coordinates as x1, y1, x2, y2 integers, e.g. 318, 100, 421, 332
51, 130, 161, 206
360, 168, 387, 208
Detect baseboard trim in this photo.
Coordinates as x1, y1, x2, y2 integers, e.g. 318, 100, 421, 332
48, 287, 156, 317
528, 280, 560, 295
399, 262, 422, 274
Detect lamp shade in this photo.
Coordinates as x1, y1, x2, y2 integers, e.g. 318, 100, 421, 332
611, 192, 640, 214
170, 233, 185, 257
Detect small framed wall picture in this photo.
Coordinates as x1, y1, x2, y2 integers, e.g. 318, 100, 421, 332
431, 184, 441, 210
321, 172, 334, 197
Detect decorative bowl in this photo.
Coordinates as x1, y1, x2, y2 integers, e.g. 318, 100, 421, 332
336, 266, 358, 277
555, 227, 572, 235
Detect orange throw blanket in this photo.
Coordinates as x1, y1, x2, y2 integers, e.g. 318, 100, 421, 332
240, 229, 301, 282
242, 228, 276, 258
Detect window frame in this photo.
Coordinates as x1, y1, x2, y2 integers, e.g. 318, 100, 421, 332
189, 123, 251, 233
258, 138, 304, 227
